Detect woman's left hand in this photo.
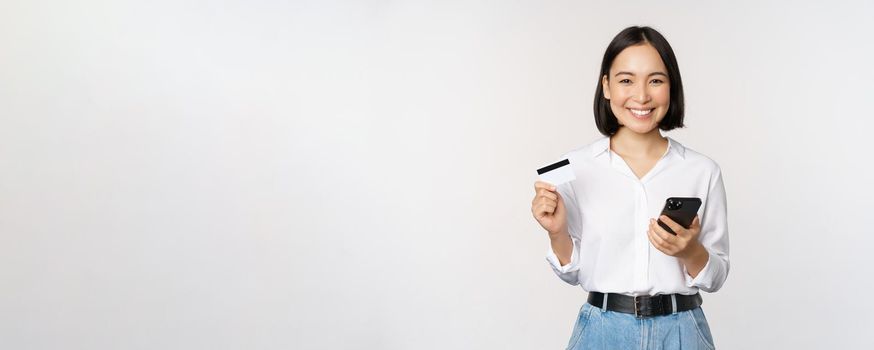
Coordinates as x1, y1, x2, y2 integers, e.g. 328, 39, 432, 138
647, 215, 704, 260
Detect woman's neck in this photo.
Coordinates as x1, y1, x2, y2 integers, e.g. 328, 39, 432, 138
610, 127, 668, 158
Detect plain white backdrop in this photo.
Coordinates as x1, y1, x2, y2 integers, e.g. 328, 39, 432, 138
2, 0, 873, 349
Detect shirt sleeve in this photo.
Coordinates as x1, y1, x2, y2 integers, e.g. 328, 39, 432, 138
544, 177, 583, 286
684, 166, 730, 292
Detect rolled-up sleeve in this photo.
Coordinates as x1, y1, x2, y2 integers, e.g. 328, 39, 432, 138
544, 177, 583, 286
685, 167, 730, 292
546, 236, 581, 285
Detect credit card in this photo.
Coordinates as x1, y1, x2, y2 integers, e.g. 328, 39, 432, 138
537, 159, 575, 185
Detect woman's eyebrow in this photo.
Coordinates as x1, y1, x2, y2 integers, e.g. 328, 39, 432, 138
614, 71, 669, 77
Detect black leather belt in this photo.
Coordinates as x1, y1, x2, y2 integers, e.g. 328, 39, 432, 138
587, 292, 702, 318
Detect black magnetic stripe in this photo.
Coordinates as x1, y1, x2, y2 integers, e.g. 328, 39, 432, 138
536, 159, 570, 175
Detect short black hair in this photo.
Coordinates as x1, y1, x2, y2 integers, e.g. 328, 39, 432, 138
593, 26, 685, 136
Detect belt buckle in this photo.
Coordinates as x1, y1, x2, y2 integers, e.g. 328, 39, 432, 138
634, 295, 654, 319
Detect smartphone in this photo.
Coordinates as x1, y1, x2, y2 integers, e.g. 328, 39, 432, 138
657, 197, 702, 235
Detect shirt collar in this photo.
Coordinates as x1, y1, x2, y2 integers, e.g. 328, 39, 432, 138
591, 136, 686, 159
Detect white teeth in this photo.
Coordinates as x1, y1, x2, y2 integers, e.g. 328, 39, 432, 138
630, 109, 653, 116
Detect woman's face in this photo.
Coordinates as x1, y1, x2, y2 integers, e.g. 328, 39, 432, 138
602, 43, 671, 135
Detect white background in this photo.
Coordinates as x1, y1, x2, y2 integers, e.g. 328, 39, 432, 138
2, 0, 873, 349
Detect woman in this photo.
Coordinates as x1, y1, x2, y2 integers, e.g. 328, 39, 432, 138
531, 26, 729, 349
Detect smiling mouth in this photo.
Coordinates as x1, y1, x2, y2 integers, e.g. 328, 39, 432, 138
628, 108, 654, 118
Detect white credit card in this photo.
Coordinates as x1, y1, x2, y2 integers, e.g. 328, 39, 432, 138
537, 159, 575, 185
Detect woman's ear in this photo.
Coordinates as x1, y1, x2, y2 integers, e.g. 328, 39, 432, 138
601, 75, 611, 100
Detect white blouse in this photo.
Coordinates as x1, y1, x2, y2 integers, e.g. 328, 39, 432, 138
545, 136, 729, 296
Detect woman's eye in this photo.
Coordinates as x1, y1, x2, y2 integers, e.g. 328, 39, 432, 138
619, 79, 632, 84
650, 79, 664, 84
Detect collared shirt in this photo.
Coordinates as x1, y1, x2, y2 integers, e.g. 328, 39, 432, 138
545, 136, 729, 296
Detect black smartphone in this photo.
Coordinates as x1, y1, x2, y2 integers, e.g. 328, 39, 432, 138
657, 197, 702, 235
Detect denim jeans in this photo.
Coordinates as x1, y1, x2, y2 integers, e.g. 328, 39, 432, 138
566, 302, 716, 350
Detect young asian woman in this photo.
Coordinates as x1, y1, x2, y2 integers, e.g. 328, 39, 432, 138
531, 26, 729, 350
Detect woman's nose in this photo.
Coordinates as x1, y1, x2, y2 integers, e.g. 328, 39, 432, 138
633, 85, 651, 103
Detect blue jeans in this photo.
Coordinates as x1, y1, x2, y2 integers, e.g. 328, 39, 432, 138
566, 302, 716, 349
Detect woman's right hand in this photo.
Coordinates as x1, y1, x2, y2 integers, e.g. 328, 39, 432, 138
531, 181, 567, 236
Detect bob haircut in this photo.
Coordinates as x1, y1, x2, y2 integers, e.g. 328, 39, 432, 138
594, 26, 685, 136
